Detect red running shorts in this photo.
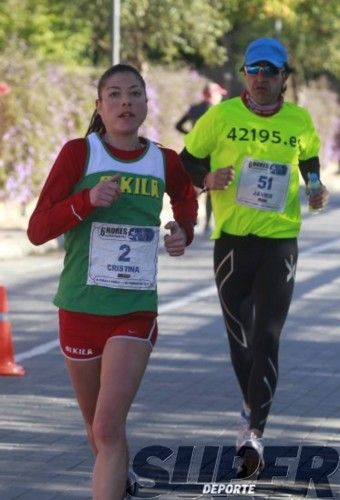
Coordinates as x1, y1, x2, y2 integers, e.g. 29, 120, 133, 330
59, 309, 158, 360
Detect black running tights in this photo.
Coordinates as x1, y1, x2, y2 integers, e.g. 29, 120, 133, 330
214, 233, 298, 433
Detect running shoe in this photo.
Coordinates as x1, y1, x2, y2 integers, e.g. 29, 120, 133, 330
236, 407, 251, 450
125, 470, 154, 498
235, 432, 265, 479
125, 476, 138, 498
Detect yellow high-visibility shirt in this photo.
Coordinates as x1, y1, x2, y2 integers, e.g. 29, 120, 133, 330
185, 97, 320, 239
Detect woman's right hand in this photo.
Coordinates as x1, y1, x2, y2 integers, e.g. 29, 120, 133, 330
89, 174, 121, 207
205, 166, 235, 190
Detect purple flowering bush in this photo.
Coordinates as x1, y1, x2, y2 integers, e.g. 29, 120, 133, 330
0, 53, 208, 212
0, 45, 96, 208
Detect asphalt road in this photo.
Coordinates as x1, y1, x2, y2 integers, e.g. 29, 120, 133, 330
1, 193, 340, 499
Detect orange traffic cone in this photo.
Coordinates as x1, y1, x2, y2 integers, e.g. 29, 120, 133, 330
0, 286, 25, 376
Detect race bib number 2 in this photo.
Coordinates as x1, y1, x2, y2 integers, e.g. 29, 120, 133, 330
87, 223, 159, 290
236, 157, 291, 212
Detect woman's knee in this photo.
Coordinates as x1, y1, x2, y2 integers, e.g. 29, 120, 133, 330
92, 414, 125, 448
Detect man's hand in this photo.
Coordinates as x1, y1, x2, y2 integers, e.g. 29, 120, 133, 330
205, 166, 235, 190
89, 175, 121, 207
164, 221, 186, 257
309, 184, 330, 211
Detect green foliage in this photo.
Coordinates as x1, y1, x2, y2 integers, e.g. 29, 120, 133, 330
0, 0, 339, 80
283, 0, 340, 80
120, 0, 230, 67
0, 0, 339, 205
219, 0, 340, 81
0, 0, 110, 65
0, 43, 96, 201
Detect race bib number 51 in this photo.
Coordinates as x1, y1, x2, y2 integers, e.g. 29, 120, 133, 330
87, 223, 159, 290
236, 157, 291, 212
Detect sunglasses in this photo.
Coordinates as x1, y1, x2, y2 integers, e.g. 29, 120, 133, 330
244, 65, 282, 77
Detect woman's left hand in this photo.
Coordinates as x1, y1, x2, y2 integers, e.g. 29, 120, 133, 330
164, 221, 186, 256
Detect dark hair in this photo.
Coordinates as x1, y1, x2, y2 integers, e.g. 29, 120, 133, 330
281, 63, 294, 94
85, 64, 146, 137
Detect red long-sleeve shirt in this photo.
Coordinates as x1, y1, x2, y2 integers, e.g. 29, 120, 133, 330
27, 138, 198, 245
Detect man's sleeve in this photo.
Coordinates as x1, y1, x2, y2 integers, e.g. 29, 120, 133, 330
179, 148, 210, 188
298, 157, 320, 185
184, 106, 217, 159
299, 109, 321, 161
179, 106, 218, 187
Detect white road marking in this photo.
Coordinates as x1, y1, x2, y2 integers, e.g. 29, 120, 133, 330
14, 237, 340, 362
299, 237, 340, 257
16, 340, 60, 362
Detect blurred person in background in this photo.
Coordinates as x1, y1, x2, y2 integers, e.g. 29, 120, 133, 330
176, 82, 228, 232
0, 82, 11, 95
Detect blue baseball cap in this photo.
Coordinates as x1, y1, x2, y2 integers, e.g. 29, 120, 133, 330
244, 37, 288, 68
